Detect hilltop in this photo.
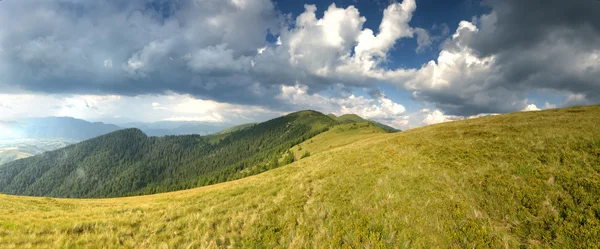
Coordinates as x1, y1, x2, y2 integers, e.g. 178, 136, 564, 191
0, 106, 598, 248
328, 114, 401, 132
328, 113, 366, 123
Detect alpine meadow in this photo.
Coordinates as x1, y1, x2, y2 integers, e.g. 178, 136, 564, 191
2, 0, 600, 248
0, 106, 599, 248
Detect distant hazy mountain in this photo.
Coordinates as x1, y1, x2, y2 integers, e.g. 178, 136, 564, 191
0, 117, 236, 165
0, 117, 122, 164
215, 123, 258, 135
0, 117, 121, 140
125, 121, 230, 136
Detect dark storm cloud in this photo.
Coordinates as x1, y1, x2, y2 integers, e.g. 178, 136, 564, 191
405, 0, 600, 116
474, 0, 600, 103
0, 0, 285, 106
0, 0, 399, 110
3, 0, 598, 117
473, 0, 600, 57
477, 0, 600, 106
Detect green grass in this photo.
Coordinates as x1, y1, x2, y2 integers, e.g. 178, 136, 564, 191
333, 114, 366, 123
290, 121, 386, 159
1, 105, 599, 248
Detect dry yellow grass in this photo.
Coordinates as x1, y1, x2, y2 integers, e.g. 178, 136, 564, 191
0, 148, 32, 165
1, 105, 599, 248
290, 121, 385, 159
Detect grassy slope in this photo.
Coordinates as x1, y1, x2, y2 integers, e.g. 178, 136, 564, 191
328, 113, 400, 132
0, 148, 32, 165
334, 114, 366, 123
1, 106, 600, 248
290, 122, 385, 159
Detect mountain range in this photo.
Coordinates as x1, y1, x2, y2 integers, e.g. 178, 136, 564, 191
1, 105, 598, 248
0, 117, 244, 165
0, 110, 394, 197
0, 114, 399, 165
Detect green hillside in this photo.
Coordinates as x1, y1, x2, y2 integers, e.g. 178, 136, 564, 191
204, 123, 259, 144
328, 114, 400, 132
0, 110, 335, 198
290, 121, 386, 159
370, 120, 401, 132
0, 106, 599, 248
0, 148, 32, 165
334, 114, 366, 123
216, 123, 258, 135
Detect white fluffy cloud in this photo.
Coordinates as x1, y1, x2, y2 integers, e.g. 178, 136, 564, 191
278, 84, 407, 127
1, 0, 598, 128
521, 104, 541, 112
397, 20, 524, 115
394, 0, 600, 115
251, 0, 418, 90
0, 0, 279, 104
544, 102, 557, 110
0, 88, 412, 128
421, 109, 463, 125
0, 93, 282, 125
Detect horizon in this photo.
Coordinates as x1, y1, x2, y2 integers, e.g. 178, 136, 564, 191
0, 109, 388, 130
0, 107, 515, 131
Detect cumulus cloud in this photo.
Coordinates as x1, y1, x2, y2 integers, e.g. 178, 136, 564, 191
0, 89, 412, 129
564, 93, 590, 107
0, 93, 282, 125
521, 104, 541, 112
104, 59, 113, 69
0, 0, 427, 112
544, 102, 557, 110
414, 28, 432, 53
277, 84, 408, 127
397, 0, 600, 115
421, 109, 463, 125
1, 0, 599, 127
250, 0, 418, 92
0, 0, 279, 105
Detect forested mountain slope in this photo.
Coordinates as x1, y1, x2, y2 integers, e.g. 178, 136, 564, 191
0, 110, 338, 198
0, 106, 598, 248
216, 123, 258, 135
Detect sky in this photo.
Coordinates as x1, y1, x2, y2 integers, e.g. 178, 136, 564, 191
0, 0, 598, 129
